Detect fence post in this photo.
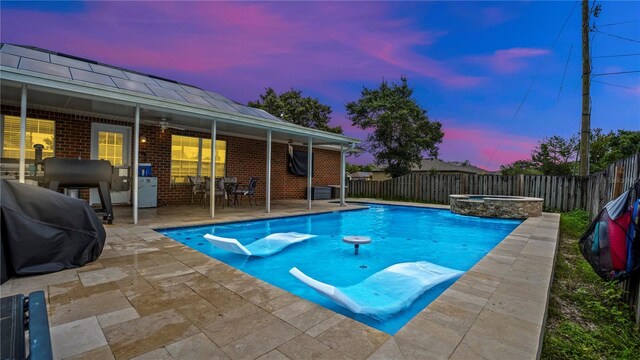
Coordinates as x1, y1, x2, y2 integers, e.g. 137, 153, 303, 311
613, 166, 624, 198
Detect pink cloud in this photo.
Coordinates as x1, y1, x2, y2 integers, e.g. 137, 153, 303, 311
439, 122, 538, 171
358, 37, 486, 88
338, 117, 538, 171
470, 47, 551, 74
627, 85, 640, 96
328, 111, 368, 139
1, 2, 481, 90
481, 7, 518, 27
449, 5, 519, 28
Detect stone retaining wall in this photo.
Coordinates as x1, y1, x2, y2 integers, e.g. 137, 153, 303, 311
450, 195, 543, 218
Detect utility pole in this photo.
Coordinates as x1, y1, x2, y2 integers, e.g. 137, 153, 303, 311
579, 0, 591, 176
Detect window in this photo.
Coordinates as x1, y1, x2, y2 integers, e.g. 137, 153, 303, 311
171, 135, 226, 183
1, 115, 55, 161
98, 131, 124, 166
201, 138, 227, 180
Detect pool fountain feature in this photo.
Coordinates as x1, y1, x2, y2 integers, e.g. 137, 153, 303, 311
449, 194, 543, 219
343, 235, 371, 255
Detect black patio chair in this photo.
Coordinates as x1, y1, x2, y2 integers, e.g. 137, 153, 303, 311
234, 177, 258, 206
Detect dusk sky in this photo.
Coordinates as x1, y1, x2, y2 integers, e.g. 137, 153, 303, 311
1, 1, 638, 170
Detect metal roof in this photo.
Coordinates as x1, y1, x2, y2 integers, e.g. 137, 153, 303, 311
0, 43, 292, 126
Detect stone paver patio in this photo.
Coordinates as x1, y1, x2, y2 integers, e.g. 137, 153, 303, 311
1, 199, 559, 359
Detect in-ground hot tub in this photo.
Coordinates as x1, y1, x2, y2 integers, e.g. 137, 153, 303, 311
450, 195, 543, 219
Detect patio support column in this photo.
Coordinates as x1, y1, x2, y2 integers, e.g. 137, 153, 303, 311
307, 137, 313, 210
266, 129, 271, 213
340, 144, 346, 206
18, 84, 27, 184
131, 104, 140, 224
133, 104, 140, 224
210, 120, 217, 218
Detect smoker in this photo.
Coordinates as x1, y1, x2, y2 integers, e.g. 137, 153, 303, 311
43, 158, 114, 224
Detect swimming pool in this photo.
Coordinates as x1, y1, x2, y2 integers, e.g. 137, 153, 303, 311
159, 204, 522, 334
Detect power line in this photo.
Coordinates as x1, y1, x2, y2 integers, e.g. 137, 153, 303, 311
592, 70, 640, 77
592, 80, 634, 89
592, 53, 640, 58
553, 1, 580, 49
557, 45, 574, 102
598, 19, 638, 27
485, 0, 579, 169
593, 27, 640, 43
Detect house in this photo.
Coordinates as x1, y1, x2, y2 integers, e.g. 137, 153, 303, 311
347, 171, 373, 181
371, 159, 492, 180
0, 44, 358, 223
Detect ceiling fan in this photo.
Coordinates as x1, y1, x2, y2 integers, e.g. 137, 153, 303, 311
158, 117, 185, 132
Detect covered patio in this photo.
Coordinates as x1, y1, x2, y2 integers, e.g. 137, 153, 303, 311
114, 199, 366, 229
0, 43, 359, 224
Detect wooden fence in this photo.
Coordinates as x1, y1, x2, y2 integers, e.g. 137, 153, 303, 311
348, 153, 640, 322
348, 154, 640, 217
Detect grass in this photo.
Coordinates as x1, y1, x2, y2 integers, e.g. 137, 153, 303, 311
542, 209, 640, 359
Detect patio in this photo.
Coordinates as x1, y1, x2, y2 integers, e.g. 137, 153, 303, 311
114, 199, 367, 228
0, 200, 560, 359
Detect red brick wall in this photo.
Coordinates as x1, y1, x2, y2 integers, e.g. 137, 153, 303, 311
1, 106, 341, 205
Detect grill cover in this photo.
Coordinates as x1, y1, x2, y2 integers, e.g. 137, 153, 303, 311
0, 180, 105, 282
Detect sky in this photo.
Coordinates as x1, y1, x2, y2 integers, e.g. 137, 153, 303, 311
1, 1, 639, 171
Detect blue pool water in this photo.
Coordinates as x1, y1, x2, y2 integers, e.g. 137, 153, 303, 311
159, 204, 521, 334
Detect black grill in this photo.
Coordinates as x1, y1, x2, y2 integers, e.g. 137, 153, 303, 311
43, 158, 114, 223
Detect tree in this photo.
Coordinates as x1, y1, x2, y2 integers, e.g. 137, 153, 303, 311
346, 163, 377, 173
590, 129, 640, 172
500, 160, 543, 175
248, 88, 342, 134
531, 135, 578, 175
499, 129, 639, 176
448, 160, 471, 167
346, 76, 443, 178
589, 128, 611, 172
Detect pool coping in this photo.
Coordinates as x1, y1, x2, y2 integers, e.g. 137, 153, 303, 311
152, 205, 369, 232
2, 200, 559, 359
156, 198, 560, 359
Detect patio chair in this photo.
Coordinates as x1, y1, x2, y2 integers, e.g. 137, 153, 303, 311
234, 177, 258, 206
216, 178, 227, 208
187, 176, 205, 204
0, 291, 52, 360
202, 177, 227, 209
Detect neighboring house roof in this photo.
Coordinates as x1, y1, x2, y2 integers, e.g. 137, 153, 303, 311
350, 172, 373, 178
0, 43, 359, 145
373, 159, 490, 174
412, 159, 489, 174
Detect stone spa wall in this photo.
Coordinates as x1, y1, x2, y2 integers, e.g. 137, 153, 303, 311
449, 195, 543, 219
